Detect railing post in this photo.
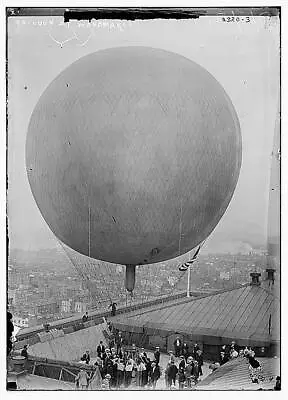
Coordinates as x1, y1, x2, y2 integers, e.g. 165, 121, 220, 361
32, 362, 37, 375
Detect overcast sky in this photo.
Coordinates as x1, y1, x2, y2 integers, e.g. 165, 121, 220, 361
7, 15, 279, 252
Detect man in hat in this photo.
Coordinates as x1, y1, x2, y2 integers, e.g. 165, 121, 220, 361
184, 357, 194, 388
115, 331, 124, 355
139, 347, 148, 361
192, 343, 200, 358
149, 361, 161, 389
109, 302, 117, 317
195, 349, 204, 376
168, 350, 175, 363
82, 312, 89, 323
179, 355, 186, 372
182, 342, 189, 360
167, 360, 178, 388
219, 351, 229, 366
81, 350, 90, 364
97, 341, 106, 359
173, 336, 182, 357
229, 340, 239, 357
154, 346, 160, 365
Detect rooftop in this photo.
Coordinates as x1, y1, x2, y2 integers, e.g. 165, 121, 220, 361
114, 281, 279, 345
197, 356, 280, 390
8, 372, 74, 390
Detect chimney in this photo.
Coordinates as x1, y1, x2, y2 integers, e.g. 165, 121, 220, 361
250, 272, 261, 286
266, 268, 275, 284
10, 355, 26, 374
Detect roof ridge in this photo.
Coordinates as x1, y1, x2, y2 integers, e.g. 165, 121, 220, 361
116, 283, 251, 320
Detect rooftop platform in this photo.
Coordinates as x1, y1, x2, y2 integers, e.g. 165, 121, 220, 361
113, 282, 279, 347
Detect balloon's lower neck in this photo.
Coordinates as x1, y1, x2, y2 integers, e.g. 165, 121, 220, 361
125, 264, 136, 292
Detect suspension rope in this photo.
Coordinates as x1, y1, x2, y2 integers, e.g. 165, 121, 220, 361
58, 240, 108, 309
88, 203, 91, 258
178, 199, 183, 256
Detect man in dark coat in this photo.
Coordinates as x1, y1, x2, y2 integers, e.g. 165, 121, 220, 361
219, 351, 229, 366
139, 347, 148, 362
142, 357, 151, 386
185, 359, 194, 388
195, 349, 204, 376
81, 350, 90, 364
220, 344, 230, 357
182, 342, 189, 360
82, 312, 88, 323
107, 320, 113, 332
192, 343, 200, 358
154, 346, 160, 365
167, 360, 178, 387
97, 341, 105, 359
192, 360, 200, 383
179, 355, 186, 372
21, 345, 29, 359
103, 355, 113, 376
149, 361, 161, 389
229, 341, 240, 356
173, 336, 182, 357
109, 302, 117, 316
115, 331, 124, 355
111, 358, 118, 387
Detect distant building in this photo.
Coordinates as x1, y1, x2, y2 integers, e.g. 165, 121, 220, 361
220, 271, 230, 280
13, 315, 29, 328
61, 299, 72, 313
251, 249, 268, 256
8, 271, 29, 287
8, 297, 14, 307
167, 276, 178, 287
8, 289, 18, 305
36, 302, 59, 315
64, 287, 78, 298
74, 301, 88, 313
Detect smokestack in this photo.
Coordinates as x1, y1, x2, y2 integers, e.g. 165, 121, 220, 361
266, 268, 275, 284
250, 272, 261, 286
10, 355, 26, 373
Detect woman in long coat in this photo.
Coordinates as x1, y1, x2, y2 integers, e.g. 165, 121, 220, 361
89, 365, 103, 390
247, 355, 264, 384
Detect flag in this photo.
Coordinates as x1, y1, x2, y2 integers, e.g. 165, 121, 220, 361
178, 245, 201, 271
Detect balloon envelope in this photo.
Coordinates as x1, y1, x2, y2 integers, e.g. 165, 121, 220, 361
26, 47, 242, 266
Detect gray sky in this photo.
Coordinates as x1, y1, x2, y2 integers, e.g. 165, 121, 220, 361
8, 16, 279, 252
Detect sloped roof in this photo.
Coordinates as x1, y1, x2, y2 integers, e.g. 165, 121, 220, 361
15, 374, 74, 390
27, 323, 108, 362
115, 283, 279, 344
197, 356, 280, 390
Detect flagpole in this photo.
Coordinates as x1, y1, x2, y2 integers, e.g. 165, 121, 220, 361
187, 265, 191, 297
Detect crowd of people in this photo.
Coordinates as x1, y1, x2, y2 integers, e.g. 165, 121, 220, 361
77, 337, 163, 390
75, 332, 280, 390
209, 341, 273, 386
15, 320, 280, 391
77, 338, 267, 390
76, 333, 207, 390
